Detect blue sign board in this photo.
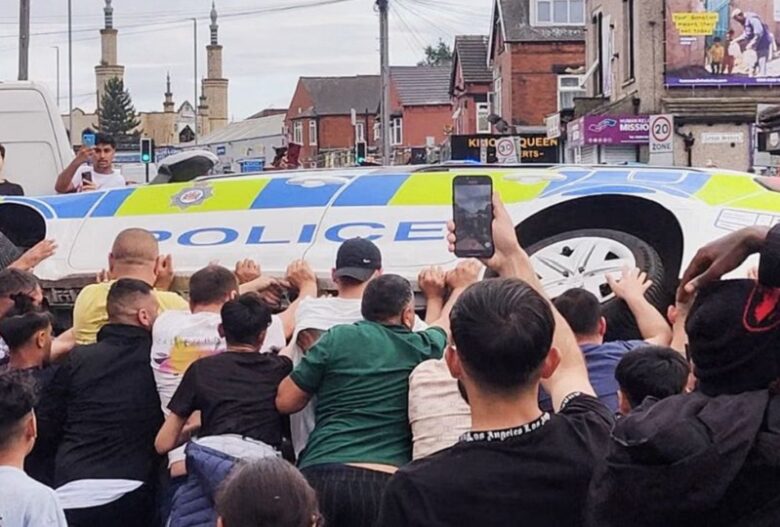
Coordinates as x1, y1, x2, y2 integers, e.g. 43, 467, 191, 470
240, 158, 265, 173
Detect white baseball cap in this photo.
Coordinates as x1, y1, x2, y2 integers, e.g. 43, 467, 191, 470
732, 8, 743, 19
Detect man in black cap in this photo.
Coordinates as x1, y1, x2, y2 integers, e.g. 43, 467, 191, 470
284, 238, 433, 458
587, 224, 780, 527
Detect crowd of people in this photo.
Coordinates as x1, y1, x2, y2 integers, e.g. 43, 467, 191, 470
0, 192, 779, 527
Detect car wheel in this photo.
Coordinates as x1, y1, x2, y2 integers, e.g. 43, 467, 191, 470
526, 228, 669, 341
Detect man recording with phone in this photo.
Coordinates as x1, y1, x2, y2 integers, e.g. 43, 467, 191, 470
55, 133, 126, 194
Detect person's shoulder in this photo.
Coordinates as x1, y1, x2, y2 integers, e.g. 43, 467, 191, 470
76, 281, 111, 299
410, 358, 447, 382
396, 444, 466, 483
155, 290, 188, 309
556, 392, 615, 427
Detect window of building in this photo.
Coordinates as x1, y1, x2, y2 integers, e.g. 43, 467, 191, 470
534, 0, 584, 25
476, 102, 491, 134
293, 121, 303, 144
309, 119, 317, 146
390, 117, 403, 146
356, 121, 366, 143
622, 0, 635, 82
558, 75, 586, 110
492, 76, 502, 119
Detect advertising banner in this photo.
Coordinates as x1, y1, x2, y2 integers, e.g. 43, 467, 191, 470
666, 0, 780, 87
449, 134, 559, 164
568, 116, 650, 147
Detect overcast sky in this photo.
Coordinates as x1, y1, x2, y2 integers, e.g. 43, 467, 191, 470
0, 0, 491, 120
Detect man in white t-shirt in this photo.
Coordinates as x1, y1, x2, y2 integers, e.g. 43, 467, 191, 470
286, 238, 432, 456
0, 372, 67, 527
55, 133, 125, 193
151, 261, 316, 480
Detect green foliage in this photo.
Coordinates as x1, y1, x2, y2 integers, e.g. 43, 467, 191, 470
418, 39, 453, 67
98, 77, 141, 138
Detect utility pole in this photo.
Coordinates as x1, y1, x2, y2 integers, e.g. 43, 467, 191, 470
68, 0, 73, 142
377, 0, 390, 165
18, 0, 31, 81
193, 18, 199, 145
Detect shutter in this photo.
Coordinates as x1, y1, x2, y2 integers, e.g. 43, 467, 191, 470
601, 145, 638, 164
580, 145, 597, 164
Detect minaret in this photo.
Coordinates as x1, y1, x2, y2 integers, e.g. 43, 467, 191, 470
94, 0, 125, 111
164, 72, 175, 113
202, 2, 229, 131
198, 91, 211, 137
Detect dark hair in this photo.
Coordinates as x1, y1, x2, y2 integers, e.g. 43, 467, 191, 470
0, 371, 37, 450
94, 133, 116, 149
615, 346, 690, 408
217, 457, 321, 527
0, 268, 39, 299
553, 288, 601, 336
106, 278, 154, 319
189, 266, 238, 306
713, 37, 722, 43
0, 143, 5, 160
220, 293, 272, 347
451, 278, 555, 392
0, 295, 52, 350
361, 274, 413, 323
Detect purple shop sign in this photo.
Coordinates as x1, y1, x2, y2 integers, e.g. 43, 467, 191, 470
568, 116, 650, 147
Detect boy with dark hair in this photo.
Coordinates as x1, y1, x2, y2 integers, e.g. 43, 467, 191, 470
155, 292, 293, 455
377, 194, 612, 527
55, 133, 125, 193
0, 371, 67, 526
277, 263, 479, 527
550, 268, 672, 412
216, 457, 321, 527
613, 345, 690, 414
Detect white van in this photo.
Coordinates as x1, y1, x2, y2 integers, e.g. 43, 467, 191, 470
0, 82, 73, 196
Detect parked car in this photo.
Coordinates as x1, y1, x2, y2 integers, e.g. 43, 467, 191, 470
2, 164, 775, 337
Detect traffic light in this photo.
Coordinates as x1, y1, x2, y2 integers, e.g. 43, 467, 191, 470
355, 141, 367, 165
140, 138, 155, 164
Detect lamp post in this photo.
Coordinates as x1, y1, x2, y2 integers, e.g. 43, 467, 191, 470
52, 46, 61, 109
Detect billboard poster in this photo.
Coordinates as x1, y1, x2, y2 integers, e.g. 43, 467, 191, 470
568, 116, 650, 147
666, 0, 780, 87
449, 134, 560, 164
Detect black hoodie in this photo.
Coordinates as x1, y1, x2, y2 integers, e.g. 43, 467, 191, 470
586, 390, 780, 527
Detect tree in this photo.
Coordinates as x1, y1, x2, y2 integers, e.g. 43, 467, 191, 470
418, 39, 453, 67
98, 77, 141, 138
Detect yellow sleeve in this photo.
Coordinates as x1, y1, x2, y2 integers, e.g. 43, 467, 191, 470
72, 283, 110, 345
155, 291, 190, 312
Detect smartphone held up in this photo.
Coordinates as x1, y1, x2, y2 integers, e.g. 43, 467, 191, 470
452, 175, 495, 259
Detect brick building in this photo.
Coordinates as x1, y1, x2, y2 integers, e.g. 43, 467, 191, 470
450, 35, 493, 135
488, 0, 586, 132
571, 0, 780, 170
387, 65, 453, 163
285, 76, 380, 167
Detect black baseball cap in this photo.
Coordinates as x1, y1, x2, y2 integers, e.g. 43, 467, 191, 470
334, 238, 382, 282
686, 279, 780, 396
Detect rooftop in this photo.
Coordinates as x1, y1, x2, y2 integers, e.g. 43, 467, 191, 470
497, 0, 584, 43
299, 75, 380, 116
184, 112, 285, 146
453, 35, 491, 84
391, 65, 452, 106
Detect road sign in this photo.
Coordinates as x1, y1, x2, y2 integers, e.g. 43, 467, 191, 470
649, 114, 674, 154
496, 137, 519, 163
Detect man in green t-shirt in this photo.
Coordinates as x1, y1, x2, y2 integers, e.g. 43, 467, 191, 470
276, 262, 480, 527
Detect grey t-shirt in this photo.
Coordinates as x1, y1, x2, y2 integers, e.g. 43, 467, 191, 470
0, 466, 67, 527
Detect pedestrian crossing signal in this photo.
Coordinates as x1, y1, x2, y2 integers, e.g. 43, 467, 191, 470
140, 138, 154, 164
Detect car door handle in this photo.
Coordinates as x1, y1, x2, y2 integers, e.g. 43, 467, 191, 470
286, 176, 351, 188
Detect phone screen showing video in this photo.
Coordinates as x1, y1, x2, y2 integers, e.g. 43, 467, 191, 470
453, 176, 495, 258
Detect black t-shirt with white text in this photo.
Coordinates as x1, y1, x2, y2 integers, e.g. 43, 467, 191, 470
376, 394, 614, 527
168, 351, 292, 448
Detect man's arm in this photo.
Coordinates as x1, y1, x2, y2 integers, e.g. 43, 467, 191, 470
275, 377, 313, 414
430, 260, 482, 336
607, 267, 672, 346
55, 148, 90, 194
155, 412, 188, 455
418, 266, 446, 324
7, 240, 57, 271
277, 260, 318, 340
447, 194, 595, 411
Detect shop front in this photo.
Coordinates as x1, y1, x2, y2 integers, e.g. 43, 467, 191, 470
448, 134, 561, 164
567, 115, 649, 165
